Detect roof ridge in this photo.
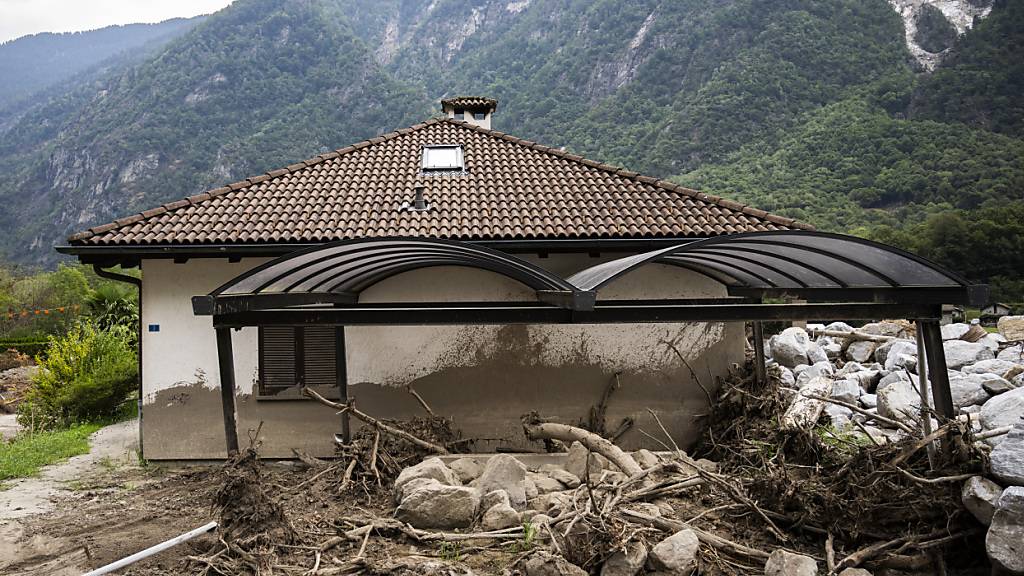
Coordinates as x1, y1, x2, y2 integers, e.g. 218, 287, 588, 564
440, 118, 813, 231
67, 118, 448, 243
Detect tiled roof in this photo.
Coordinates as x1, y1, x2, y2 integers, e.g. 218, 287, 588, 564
68, 118, 812, 246
441, 96, 498, 111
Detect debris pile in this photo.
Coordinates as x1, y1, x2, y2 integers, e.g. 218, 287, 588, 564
0, 362, 37, 413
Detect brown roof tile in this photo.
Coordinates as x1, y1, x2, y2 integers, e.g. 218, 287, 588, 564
69, 118, 812, 246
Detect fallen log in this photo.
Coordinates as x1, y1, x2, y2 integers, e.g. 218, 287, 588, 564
809, 329, 900, 343
781, 376, 833, 431
521, 416, 643, 476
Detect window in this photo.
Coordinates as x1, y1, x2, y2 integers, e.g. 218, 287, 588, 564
473, 111, 487, 120
258, 326, 338, 396
453, 109, 465, 120
421, 144, 464, 171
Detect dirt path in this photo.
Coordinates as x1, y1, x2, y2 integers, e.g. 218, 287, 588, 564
0, 418, 140, 519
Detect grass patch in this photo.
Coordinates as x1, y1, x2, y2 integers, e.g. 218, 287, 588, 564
0, 422, 102, 484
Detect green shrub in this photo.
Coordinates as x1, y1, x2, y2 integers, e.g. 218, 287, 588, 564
18, 322, 137, 430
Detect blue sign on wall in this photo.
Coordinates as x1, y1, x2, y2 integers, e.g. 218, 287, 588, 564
148, 324, 160, 332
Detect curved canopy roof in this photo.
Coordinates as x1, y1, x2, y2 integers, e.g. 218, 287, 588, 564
193, 232, 986, 317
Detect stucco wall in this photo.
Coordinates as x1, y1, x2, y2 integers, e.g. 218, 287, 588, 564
140, 253, 743, 459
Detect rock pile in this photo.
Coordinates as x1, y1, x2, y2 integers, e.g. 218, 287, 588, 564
767, 317, 1024, 574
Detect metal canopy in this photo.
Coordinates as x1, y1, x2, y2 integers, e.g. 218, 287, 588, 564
566, 231, 987, 305
193, 238, 593, 315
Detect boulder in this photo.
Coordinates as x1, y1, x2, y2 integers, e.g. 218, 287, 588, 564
647, 529, 699, 573
883, 340, 918, 372
822, 340, 843, 360
963, 359, 1024, 378
941, 323, 971, 340
998, 315, 1024, 341
998, 344, 1024, 363
943, 340, 995, 370
861, 321, 904, 337
395, 457, 461, 502
395, 479, 480, 529
948, 372, 991, 408
777, 365, 796, 387
980, 388, 1024, 446
825, 321, 855, 333
981, 375, 1015, 396
860, 394, 877, 409
764, 549, 817, 576
986, 486, 1024, 576
538, 464, 582, 489
528, 472, 565, 495
846, 369, 882, 392
961, 475, 1003, 526
824, 404, 853, 429
477, 454, 528, 510
873, 340, 899, 365
524, 552, 588, 576
796, 361, 835, 387
482, 489, 511, 510
566, 441, 608, 482
837, 570, 873, 576
632, 449, 661, 470
806, 342, 828, 365
846, 341, 877, 363
482, 502, 520, 530
524, 476, 539, 500
600, 542, 647, 576
877, 376, 922, 422
769, 327, 811, 368
980, 333, 1006, 352
831, 379, 862, 405
991, 425, 1024, 486
837, 361, 865, 375
448, 458, 483, 483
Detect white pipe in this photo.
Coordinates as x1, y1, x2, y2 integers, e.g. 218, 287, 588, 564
82, 521, 217, 576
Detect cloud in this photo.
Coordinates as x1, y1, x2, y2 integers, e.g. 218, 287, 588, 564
0, 0, 234, 43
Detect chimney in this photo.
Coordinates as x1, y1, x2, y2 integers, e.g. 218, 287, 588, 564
441, 96, 498, 129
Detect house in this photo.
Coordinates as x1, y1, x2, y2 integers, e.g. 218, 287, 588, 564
60, 97, 813, 460
980, 302, 1012, 326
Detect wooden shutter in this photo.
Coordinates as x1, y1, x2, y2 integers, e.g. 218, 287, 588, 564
302, 326, 338, 387
259, 327, 297, 395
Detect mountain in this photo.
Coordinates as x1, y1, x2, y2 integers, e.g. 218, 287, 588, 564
0, 17, 204, 112
0, 0, 1020, 299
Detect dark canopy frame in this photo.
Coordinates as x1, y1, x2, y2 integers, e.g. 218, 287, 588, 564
193, 232, 988, 454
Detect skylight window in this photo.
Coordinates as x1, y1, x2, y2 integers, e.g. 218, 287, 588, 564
422, 144, 464, 172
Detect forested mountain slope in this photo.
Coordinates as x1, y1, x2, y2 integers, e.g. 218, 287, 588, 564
0, 0, 1019, 299
0, 17, 203, 111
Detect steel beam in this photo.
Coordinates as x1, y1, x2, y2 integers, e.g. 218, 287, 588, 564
919, 320, 955, 421
215, 327, 240, 455
335, 326, 349, 443
212, 302, 940, 328
752, 321, 767, 385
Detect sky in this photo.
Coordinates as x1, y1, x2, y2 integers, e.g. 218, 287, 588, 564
0, 0, 235, 43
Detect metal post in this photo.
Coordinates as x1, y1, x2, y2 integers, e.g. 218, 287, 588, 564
752, 321, 767, 385
919, 320, 954, 421
335, 326, 350, 443
914, 321, 937, 469
215, 327, 240, 455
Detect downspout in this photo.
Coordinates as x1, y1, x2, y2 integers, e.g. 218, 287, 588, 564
92, 265, 143, 457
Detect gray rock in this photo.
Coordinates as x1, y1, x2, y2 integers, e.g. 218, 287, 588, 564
825, 321, 855, 333
482, 502, 521, 530
448, 458, 483, 483
524, 552, 587, 576
524, 476, 539, 500
943, 340, 995, 370
964, 359, 1024, 378
986, 486, 1024, 576
822, 340, 843, 360
538, 464, 582, 489
482, 489, 510, 510
764, 549, 818, 576
837, 569, 873, 576
806, 342, 828, 365
980, 374, 1015, 396
877, 376, 922, 423
824, 404, 853, 429
566, 441, 608, 483
846, 340, 877, 363
998, 315, 1024, 341
981, 388, 1024, 446
877, 370, 909, 390
873, 340, 899, 366
647, 529, 699, 573
632, 449, 661, 470
528, 472, 565, 495
961, 475, 1003, 526
948, 372, 992, 408
860, 394, 877, 409
777, 366, 796, 387
477, 454, 528, 510
395, 457, 461, 502
998, 343, 1024, 363
831, 379, 862, 405
796, 361, 835, 387
883, 340, 918, 372
838, 361, 865, 375
861, 321, 905, 337
941, 323, 971, 340
395, 479, 480, 529
980, 333, 1006, 352
991, 425, 1024, 486
846, 369, 882, 392
600, 542, 647, 576
769, 327, 812, 368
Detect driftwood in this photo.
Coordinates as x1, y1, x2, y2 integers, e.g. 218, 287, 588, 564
621, 509, 770, 562
781, 377, 832, 431
521, 417, 643, 476
809, 328, 899, 343
302, 387, 449, 454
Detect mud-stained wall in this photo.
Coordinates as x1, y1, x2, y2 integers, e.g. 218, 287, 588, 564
140, 254, 743, 459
